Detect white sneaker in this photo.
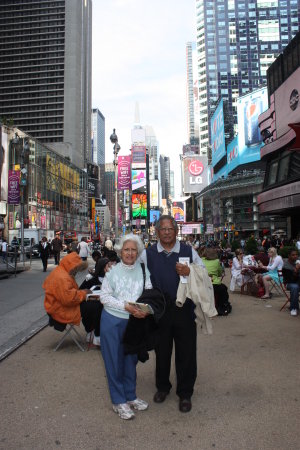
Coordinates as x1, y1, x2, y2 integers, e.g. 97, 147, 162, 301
290, 309, 298, 316
128, 398, 149, 411
86, 331, 93, 343
112, 403, 135, 420
93, 335, 100, 346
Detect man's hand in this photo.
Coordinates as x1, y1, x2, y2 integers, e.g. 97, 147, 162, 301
176, 262, 190, 276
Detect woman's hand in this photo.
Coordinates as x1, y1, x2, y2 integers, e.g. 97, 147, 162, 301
125, 303, 148, 318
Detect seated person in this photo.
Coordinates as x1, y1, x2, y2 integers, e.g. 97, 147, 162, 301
202, 248, 231, 315
282, 249, 300, 317
254, 247, 269, 267
43, 252, 102, 346
230, 248, 244, 291
258, 247, 283, 299
80, 252, 109, 289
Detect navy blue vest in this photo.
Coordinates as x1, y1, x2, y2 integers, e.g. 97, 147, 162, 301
146, 242, 193, 302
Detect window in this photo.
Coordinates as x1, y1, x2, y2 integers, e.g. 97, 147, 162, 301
267, 161, 278, 185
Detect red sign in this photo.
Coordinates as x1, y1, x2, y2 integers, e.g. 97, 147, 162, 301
188, 160, 204, 176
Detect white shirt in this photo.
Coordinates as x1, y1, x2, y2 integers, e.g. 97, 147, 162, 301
78, 241, 89, 258
140, 239, 205, 267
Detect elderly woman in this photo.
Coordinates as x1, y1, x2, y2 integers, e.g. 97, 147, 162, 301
100, 233, 152, 420
259, 247, 283, 299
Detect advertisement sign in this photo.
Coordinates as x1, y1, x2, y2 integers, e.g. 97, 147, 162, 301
226, 137, 239, 174
275, 67, 300, 139
210, 99, 226, 167
0, 128, 8, 202
88, 178, 100, 198
236, 87, 268, 165
150, 179, 159, 206
150, 210, 160, 224
131, 145, 146, 168
182, 223, 202, 234
172, 201, 185, 222
118, 155, 131, 190
132, 193, 147, 218
8, 170, 20, 204
131, 169, 147, 191
183, 155, 208, 193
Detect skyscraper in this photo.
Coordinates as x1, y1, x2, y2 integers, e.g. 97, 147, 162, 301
186, 42, 200, 147
195, 0, 300, 159
91, 108, 105, 193
160, 155, 171, 204
0, 0, 92, 169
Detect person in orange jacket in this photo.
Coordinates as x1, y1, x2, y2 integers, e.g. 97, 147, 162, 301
43, 252, 102, 338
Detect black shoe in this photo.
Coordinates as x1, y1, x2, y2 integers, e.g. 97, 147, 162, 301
153, 391, 169, 403
179, 398, 192, 413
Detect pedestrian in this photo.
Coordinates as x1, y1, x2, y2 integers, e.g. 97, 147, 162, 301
282, 249, 300, 317
1, 239, 7, 262
51, 234, 63, 265
140, 215, 206, 413
10, 236, 19, 262
100, 233, 152, 420
39, 236, 50, 272
77, 237, 89, 261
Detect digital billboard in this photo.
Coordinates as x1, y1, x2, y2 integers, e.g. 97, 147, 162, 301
236, 87, 268, 166
150, 209, 160, 224
131, 145, 146, 168
118, 155, 131, 190
172, 201, 185, 222
182, 155, 208, 194
210, 99, 226, 167
131, 169, 146, 191
150, 179, 159, 206
132, 193, 147, 218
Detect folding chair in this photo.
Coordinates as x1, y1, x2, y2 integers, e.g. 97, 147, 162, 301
269, 277, 282, 296
48, 315, 85, 352
278, 270, 291, 311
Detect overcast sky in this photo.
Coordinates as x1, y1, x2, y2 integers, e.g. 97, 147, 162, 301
92, 0, 196, 195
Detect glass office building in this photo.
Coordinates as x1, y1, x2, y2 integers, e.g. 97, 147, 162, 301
196, 0, 300, 159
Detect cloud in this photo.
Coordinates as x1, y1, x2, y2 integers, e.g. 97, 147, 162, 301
92, 0, 196, 195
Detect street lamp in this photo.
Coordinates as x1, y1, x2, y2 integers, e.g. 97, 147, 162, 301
110, 129, 120, 238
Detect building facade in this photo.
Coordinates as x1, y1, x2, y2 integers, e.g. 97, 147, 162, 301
0, 0, 92, 169
91, 108, 105, 194
186, 42, 199, 147
195, 0, 300, 158
160, 155, 171, 206
0, 125, 89, 243
257, 32, 300, 238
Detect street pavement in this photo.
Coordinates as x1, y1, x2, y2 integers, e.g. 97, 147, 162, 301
0, 267, 300, 449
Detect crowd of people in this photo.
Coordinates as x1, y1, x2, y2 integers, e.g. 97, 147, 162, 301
41, 221, 300, 421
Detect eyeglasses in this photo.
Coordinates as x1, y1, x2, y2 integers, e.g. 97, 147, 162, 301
159, 228, 175, 233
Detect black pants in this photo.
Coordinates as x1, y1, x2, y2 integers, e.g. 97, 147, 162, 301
53, 251, 61, 265
80, 300, 102, 337
155, 300, 197, 399
41, 256, 48, 271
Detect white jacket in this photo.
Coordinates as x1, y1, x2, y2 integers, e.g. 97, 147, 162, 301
176, 264, 218, 335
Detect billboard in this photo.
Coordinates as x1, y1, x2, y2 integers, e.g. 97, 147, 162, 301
87, 162, 99, 179
210, 99, 226, 167
118, 155, 131, 190
88, 178, 100, 198
131, 145, 146, 168
150, 179, 159, 206
150, 209, 160, 224
236, 87, 268, 167
172, 201, 185, 222
275, 67, 300, 139
0, 128, 8, 202
132, 193, 147, 218
131, 169, 146, 191
182, 155, 208, 194
8, 170, 20, 205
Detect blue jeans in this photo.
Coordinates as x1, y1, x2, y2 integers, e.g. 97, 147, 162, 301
287, 283, 300, 311
100, 309, 138, 404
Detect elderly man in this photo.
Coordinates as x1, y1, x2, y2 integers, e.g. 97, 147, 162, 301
140, 215, 205, 413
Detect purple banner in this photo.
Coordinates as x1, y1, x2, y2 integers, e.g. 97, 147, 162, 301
8, 170, 20, 205
118, 155, 131, 190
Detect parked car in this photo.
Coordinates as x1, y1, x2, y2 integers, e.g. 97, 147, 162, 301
31, 244, 40, 258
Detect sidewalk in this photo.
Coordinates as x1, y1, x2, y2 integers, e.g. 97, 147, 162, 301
1, 272, 300, 449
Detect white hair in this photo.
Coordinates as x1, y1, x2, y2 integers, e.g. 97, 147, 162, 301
114, 233, 144, 256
